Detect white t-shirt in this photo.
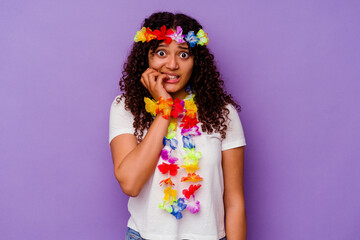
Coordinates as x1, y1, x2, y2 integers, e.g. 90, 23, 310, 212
109, 95, 246, 240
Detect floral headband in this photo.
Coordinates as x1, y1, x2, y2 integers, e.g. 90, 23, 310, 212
134, 25, 209, 47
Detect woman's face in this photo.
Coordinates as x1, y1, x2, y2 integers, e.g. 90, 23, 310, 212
148, 39, 194, 99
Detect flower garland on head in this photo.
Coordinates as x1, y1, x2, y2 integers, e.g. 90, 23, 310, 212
134, 25, 209, 47
144, 87, 203, 219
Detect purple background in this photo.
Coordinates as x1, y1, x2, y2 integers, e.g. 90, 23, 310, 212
1, 0, 359, 239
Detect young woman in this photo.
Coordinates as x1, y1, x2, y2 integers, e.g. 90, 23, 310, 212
109, 12, 247, 240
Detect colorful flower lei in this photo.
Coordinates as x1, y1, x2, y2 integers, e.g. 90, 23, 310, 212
144, 90, 203, 219
134, 25, 209, 47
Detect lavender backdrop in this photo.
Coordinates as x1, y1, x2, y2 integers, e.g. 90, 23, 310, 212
1, 0, 359, 239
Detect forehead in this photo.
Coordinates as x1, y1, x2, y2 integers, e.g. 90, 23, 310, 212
158, 42, 189, 50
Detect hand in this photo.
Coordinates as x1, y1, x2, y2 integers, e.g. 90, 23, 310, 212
140, 68, 172, 101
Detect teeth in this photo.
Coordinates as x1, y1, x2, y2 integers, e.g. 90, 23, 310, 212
167, 75, 179, 79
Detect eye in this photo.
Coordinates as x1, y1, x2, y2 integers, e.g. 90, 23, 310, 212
156, 50, 166, 57
179, 52, 190, 59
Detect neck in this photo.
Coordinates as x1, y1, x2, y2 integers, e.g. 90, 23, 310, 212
170, 89, 190, 100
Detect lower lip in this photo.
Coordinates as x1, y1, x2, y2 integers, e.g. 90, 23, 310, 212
164, 77, 180, 83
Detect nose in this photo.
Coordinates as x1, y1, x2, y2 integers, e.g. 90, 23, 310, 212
165, 54, 179, 70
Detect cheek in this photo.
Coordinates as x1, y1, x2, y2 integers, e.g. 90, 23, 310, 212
148, 57, 165, 69
185, 59, 194, 73
184, 63, 194, 76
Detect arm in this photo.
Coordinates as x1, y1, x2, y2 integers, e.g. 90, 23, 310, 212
110, 112, 170, 197
222, 146, 247, 240
110, 68, 172, 197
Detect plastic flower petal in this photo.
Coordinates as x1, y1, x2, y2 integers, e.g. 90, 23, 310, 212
181, 173, 203, 182
159, 201, 173, 212
163, 137, 178, 150
168, 156, 178, 164
183, 135, 195, 149
182, 148, 202, 165
134, 27, 147, 43
153, 25, 174, 44
164, 186, 177, 202
181, 126, 201, 137
180, 115, 199, 129
185, 31, 199, 47
196, 29, 209, 46
185, 196, 200, 214
158, 97, 173, 119
170, 98, 184, 118
170, 198, 187, 219
183, 184, 201, 199
184, 99, 197, 118
145, 27, 157, 42
166, 120, 177, 139
171, 210, 183, 219
144, 97, 159, 116
158, 162, 180, 176
180, 164, 200, 174
166, 130, 176, 139
160, 146, 172, 160
170, 118, 178, 129
169, 26, 186, 44
159, 177, 175, 186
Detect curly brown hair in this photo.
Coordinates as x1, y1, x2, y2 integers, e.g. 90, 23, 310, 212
116, 11, 241, 142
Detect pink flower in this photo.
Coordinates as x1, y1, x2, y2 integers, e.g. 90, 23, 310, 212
169, 26, 186, 43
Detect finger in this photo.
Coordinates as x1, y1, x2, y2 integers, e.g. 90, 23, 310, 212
155, 74, 170, 88
144, 67, 157, 76
140, 76, 148, 90
142, 69, 156, 90
142, 68, 156, 82
148, 71, 162, 90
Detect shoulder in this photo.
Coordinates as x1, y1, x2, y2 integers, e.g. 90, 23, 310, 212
109, 94, 136, 144
110, 94, 125, 107
109, 94, 134, 119
224, 103, 241, 123
110, 94, 128, 111
221, 103, 246, 149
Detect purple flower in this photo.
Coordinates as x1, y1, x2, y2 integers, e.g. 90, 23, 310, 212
185, 197, 200, 214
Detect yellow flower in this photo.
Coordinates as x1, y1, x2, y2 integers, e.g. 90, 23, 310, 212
180, 164, 200, 173
134, 27, 147, 43
184, 98, 197, 117
164, 187, 177, 202
144, 97, 158, 116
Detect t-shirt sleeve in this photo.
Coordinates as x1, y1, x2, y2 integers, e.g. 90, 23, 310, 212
109, 95, 135, 144
221, 104, 247, 151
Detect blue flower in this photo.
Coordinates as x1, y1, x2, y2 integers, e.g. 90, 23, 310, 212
183, 135, 195, 149
185, 31, 199, 47
163, 137, 178, 150
170, 198, 187, 219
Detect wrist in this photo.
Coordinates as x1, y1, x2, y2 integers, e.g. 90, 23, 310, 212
144, 96, 173, 120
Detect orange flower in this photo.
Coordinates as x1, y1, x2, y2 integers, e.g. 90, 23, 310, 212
158, 97, 173, 119
159, 177, 175, 186
145, 27, 157, 42
181, 173, 203, 182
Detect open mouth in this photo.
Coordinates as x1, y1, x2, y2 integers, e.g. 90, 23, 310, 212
163, 73, 180, 83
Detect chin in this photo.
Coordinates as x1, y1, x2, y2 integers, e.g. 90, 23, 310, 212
164, 84, 180, 93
